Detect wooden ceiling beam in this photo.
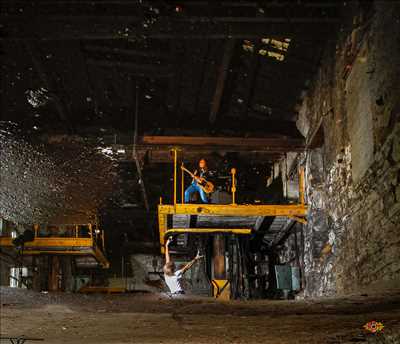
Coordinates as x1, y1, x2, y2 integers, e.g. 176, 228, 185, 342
117, 149, 284, 164
84, 45, 172, 60
2, 15, 338, 40
86, 58, 174, 78
7, 1, 341, 7
209, 39, 236, 124
139, 135, 304, 152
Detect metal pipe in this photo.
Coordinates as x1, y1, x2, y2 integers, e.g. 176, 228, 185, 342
181, 162, 185, 204
299, 167, 305, 204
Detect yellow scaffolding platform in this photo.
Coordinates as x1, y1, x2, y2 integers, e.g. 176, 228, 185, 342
0, 236, 109, 268
157, 149, 308, 252
158, 203, 307, 252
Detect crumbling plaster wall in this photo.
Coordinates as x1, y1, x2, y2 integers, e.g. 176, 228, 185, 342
297, 2, 400, 296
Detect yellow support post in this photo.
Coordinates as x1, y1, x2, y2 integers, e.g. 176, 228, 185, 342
173, 149, 177, 207
181, 162, 185, 204
299, 167, 305, 205
231, 168, 237, 205
158, 209, 168, 254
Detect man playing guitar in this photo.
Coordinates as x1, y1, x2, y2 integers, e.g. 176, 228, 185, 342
183, 158, 211, 203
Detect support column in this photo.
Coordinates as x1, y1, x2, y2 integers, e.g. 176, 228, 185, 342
61, 256, 74, 292
48, 256, 60, 292
212, 235, 230, 299
0, 259, 10, 286
213, 234, 226, 279
32, 256, 41, 291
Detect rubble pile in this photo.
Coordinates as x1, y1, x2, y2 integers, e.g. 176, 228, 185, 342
0, 122, 64, 224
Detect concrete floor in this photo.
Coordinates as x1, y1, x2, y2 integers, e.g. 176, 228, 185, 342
1, 287, 400, 344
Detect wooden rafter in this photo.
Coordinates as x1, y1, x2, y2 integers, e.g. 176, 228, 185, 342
209, 39, 236, 124
24, 41, 73, 132
3, 15, 339, 40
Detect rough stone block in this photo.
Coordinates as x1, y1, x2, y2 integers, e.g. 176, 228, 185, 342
396, 185, 400, 203
388, 202, 400, 218
392, 134, 400, 163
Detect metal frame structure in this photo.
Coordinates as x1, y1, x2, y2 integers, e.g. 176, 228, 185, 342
0, 224, 109, 268
157, 149, 307, 252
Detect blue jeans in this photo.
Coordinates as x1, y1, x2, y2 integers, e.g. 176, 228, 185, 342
184, 183, 208, 203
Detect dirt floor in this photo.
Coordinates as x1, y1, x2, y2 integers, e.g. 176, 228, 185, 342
1, 287, 400, 344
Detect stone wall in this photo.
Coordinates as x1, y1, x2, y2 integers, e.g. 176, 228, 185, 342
295, 2, 400, 296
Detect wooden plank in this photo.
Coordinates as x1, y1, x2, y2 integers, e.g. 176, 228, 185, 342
209, 39, 236, 124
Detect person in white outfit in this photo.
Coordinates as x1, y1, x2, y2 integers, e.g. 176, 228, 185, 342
163, 237, 203, 296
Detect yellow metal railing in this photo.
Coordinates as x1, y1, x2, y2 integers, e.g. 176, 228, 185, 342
0, 224, 109, 268
170, 150, 306, 206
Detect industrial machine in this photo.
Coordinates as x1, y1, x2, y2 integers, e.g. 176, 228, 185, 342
0, 215, 109, 291
157, 149, 308, 299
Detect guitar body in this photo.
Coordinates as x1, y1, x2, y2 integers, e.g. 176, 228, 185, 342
181, 167, 215, 194
196, 178, 215, 194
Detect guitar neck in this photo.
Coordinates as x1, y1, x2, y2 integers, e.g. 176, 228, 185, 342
181, 167, 196, 179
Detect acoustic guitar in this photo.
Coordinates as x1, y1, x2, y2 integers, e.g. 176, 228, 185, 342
181, 166, 215, 194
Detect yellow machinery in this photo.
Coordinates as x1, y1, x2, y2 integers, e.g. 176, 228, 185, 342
212, 279, 231, 301
158, 149, 308, 299
0, 222, 109, 269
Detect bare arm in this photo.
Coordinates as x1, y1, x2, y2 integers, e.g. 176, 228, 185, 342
181, 252, 204, 274
165, 237, 172, 264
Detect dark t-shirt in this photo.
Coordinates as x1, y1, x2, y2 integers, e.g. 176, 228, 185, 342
193, 168, 211, 183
